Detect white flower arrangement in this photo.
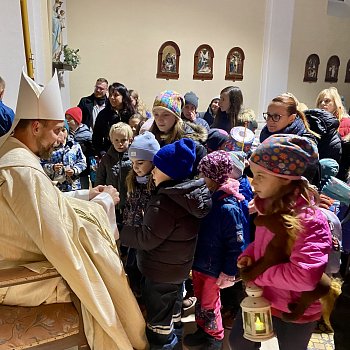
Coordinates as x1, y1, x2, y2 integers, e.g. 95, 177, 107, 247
63, 45, 81, 69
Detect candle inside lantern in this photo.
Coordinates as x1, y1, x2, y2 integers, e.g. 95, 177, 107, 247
254, 315, 266, 333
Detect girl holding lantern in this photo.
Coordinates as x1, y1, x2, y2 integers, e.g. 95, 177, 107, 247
229, 134, 332, 350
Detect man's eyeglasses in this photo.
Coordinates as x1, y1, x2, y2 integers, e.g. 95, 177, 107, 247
94, 85, 106, 91
262, 112, 284, 122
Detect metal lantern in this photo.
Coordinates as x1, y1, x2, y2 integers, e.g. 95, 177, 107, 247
240, 283, 274, 342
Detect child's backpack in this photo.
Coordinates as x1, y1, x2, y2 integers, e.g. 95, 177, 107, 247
320, 208, 342, 274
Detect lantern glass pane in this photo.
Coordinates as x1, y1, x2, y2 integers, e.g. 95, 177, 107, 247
243, 311, 252, 333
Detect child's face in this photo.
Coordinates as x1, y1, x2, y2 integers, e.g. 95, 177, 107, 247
219, 92, 230, 112
200, 174, 219, 192
250, 162, 291, 199
210, 99, 220, 115
153, 108, 176, 133
131, 159, 153, 177
152, 166, 171, 187
182, 104, 196, 121
129, 117, 141, 136
54, 128, 67, 147
111, 131, 131, 153
65, 114, 78, 131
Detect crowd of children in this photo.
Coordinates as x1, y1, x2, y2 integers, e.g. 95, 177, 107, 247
37, 84, 350, 350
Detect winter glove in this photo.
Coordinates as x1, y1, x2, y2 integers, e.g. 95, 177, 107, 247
216, 272, 236, 289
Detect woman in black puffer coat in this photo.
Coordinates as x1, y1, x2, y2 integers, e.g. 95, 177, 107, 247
303, 108, 342, 162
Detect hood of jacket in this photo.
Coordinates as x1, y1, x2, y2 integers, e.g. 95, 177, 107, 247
157, 178, 211, 218
73, 124, 92, 142
304, 108, 340, 135
183, 121, 208, 144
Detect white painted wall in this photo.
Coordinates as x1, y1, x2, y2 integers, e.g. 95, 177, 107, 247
288, 0, 350, 110
66, 0, 266, 115
0, 0, 26, 110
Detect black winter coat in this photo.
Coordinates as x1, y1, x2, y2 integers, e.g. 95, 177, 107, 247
95, 147, 131, 210
78, 93, 107, 129
260, 116, 317, 143
92, 102, 133, 156
120, 178, 212, 284
304, 109, 342, 162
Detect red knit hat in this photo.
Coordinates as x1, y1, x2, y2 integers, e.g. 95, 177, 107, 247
65, 107, 82, 124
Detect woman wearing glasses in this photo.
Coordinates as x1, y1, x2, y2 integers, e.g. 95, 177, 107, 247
260, 95, 318, 143
261, 94, 341, 163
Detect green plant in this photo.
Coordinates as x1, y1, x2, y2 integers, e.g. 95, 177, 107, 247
63, 45, 81, 69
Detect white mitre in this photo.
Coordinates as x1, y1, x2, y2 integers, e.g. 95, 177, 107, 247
0, 69, 64, 147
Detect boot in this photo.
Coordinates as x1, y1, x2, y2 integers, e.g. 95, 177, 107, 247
203, 337, 223, 350
183, 327, 207, 347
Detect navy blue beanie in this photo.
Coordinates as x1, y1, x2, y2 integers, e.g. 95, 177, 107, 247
153, 138, 196, 180
206, 128, 229, 152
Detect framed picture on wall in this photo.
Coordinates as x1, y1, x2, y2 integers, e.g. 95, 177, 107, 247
193, 44, 214, 80
156, 41, 180, 80
303, 54, 319, 82
345, 59, 350, 83
325, 55, 340, 83
225, 47, 245, 81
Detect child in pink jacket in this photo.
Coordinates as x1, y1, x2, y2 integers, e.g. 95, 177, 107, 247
229, 134, 332, 350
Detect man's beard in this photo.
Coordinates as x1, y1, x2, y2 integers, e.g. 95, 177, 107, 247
36, 144, 55, 160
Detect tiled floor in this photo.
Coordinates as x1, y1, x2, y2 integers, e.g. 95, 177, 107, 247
66, 307, 335, 350
180, 306, 335, 350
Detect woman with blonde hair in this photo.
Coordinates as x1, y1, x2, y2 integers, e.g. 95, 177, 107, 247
316, 87, 350, 138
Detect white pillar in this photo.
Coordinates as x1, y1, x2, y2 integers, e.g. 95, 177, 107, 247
258, 0, 295, 124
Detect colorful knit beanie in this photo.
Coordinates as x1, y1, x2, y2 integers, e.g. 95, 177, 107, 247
153, 138, 196, 180
198, 150, 235, 184
65, 107, 82, 124
128, 131, 160, 161
250, 134, 319, 180
152, 90, 184, 119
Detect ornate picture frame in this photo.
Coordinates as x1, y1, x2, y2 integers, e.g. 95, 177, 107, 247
156, 41, 180, 80
325, 55, 340, 83
303, 54, 320, 82
345, 59, 350, 83
225, 47, 245, 81
193, 44, 214, 80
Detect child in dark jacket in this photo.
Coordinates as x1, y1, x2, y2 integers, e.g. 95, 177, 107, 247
120, 138, 211, 350
95, 122, 133, 228
123, 131, 160, 298
184, 150, 245, 350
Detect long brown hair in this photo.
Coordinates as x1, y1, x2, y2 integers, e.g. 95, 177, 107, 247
149, 118, 185, 144
261, 179, 319, 247
125, 168, 153, 194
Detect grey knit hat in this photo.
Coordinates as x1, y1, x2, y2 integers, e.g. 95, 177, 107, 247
128, 131, 160, 161
184, 91, 199, 109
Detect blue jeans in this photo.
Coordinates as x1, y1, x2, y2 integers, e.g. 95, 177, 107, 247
229, 309, 317, 350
